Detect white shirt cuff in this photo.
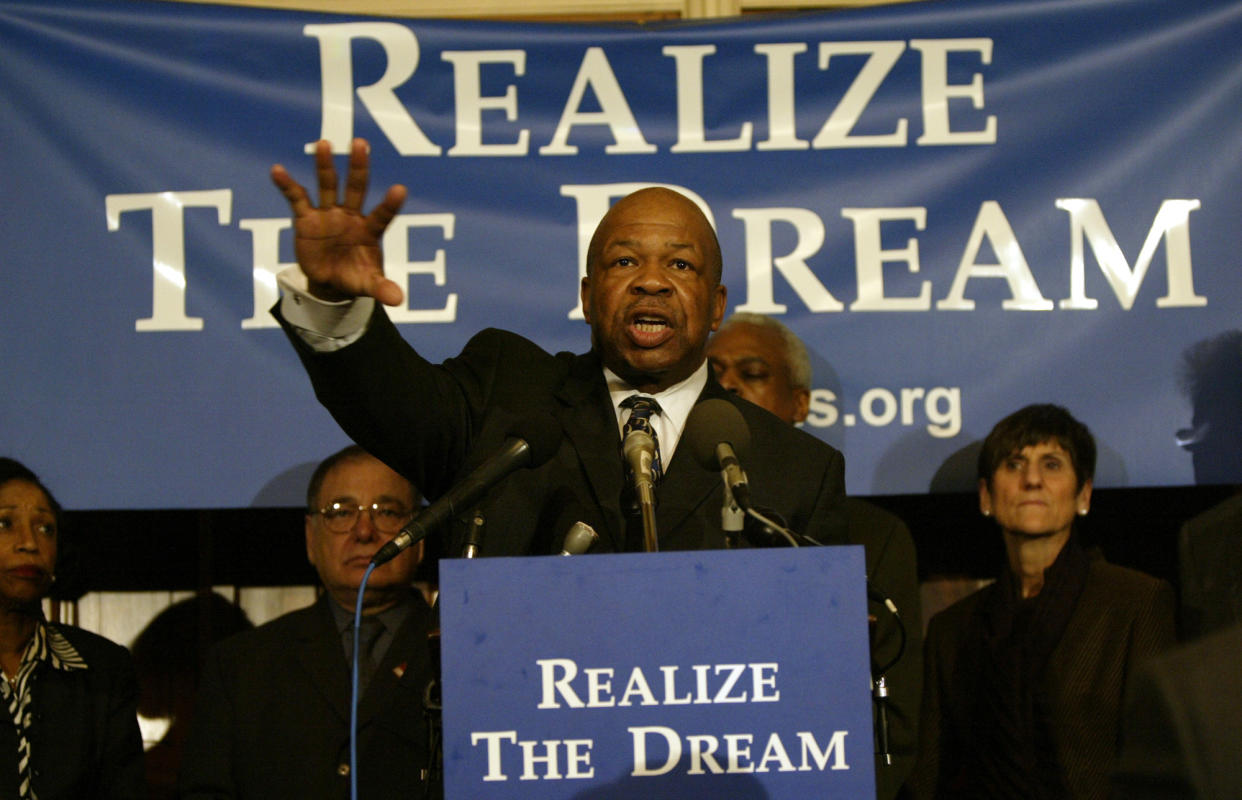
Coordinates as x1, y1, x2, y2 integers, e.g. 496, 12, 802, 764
276, 267, 374, 351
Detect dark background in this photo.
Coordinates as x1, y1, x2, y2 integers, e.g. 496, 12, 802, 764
57, 483, 1238, 599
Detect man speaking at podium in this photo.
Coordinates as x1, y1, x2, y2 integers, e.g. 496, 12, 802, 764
271, 138, 847, 558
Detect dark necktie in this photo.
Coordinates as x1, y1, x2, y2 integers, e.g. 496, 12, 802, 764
621, 395, 664, 484
347, 616, 386, 695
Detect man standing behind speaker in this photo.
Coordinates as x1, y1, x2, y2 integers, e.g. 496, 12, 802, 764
706, 311, 923, 800
179, 446, 436, 799
268, 139, 847, 557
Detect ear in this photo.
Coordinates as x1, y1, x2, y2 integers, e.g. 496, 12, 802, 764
709, 284, 727, 331
580, 276, 593, 325
792, 388, 811, 424
978, 478, 992, 515
304, 515, 317, 567
1076, 479, 1093, 514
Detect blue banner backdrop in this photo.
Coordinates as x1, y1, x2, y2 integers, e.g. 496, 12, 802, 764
3, 0, 1241, 508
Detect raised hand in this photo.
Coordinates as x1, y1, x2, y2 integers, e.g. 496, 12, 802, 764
270, 138, 408, 305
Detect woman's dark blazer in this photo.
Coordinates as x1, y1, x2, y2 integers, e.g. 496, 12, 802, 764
0, 624, 146, 800
908, 557, 1176, 800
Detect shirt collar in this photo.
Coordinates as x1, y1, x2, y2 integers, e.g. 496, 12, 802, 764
327, 592, 414, 637
603, 361, 708, 459
27, 622, 89, 673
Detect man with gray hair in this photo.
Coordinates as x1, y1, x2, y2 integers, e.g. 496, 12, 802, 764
707, 312, 923, 800
707, 312, 813, 427
180, 445, 437, 799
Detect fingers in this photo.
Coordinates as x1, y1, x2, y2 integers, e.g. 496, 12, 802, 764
269, 136, 404, 252
270, 164, 313, 218
369, 274, 406, 307
283, 139, 385, 214
365, 184, 408, 240
314, 139, 338, 209
342, 138, 370, 212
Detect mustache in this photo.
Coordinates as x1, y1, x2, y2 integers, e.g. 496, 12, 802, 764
624, 299, 678, 319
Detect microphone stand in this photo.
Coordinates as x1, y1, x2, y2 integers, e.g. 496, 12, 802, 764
421, 511, 483, 798
638, 486, 659, 552
461, 510, 485, 559
421, 628, 443, 800
866, 581, 906, 770
721, 481, 744, 548
738, 505, 904, 766
869, 620, 893, 768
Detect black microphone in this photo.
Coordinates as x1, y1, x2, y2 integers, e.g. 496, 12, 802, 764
371, 413, 563, 565
684, 398, 753, 510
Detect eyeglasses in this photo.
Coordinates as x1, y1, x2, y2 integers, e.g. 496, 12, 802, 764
311, 502, 413, 534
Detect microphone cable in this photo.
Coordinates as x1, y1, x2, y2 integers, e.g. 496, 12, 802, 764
350, 562, 379, 800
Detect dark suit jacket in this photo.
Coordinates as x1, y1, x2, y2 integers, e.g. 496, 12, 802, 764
1113, 622, 1242, 799
846, 498, 923, 800
179, 593, 437, 800
908, 557, 1176, 800
1178, 492, 1242, 640
0, 625, 145, 800
279, 307, 848, 556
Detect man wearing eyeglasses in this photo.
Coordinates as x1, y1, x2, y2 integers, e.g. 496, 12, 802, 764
180, 445, 437, 800
303, 444, 426, 618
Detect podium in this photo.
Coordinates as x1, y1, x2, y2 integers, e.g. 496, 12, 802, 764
439, 546, 876, 799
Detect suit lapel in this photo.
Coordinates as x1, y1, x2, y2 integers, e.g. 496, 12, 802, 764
357, 595, 436, 728
553, 352, 627, 549
293, 596, 352, 725
656, 380, 728, 539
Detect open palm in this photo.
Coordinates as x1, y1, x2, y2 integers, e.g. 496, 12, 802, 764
271, 138, 407, 305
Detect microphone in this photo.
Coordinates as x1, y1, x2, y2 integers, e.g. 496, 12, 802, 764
622, 417, 659, 552
461, 511, 485, 559
684, 398, 753, 510
371, 413, 563, 565
716, 444, 751, 511
623, 428, 657, 494
560, 521, 599, 556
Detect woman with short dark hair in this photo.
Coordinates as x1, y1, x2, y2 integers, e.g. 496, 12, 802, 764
0, 457, 145, 799
907, 405, 1175, 799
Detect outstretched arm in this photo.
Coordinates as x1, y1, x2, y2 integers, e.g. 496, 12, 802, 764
270, 138, 408, 306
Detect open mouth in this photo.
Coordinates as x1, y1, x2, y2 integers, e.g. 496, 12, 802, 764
627, 312, 674, 348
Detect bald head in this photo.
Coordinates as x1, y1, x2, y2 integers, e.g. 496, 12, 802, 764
578, 186, 728, 393
585, 187, 722, 285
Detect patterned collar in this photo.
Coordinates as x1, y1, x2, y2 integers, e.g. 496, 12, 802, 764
1, 621, 88, 800
17, 621, 89, 676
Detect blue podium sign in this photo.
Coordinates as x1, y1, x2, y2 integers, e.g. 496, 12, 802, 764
439, 547, 875, 799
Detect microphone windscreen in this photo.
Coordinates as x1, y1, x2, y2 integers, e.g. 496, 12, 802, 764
507, 412, 563, 468
683, 398, 752, 471
562, 521, 599, 555
623, 428, 655, 461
